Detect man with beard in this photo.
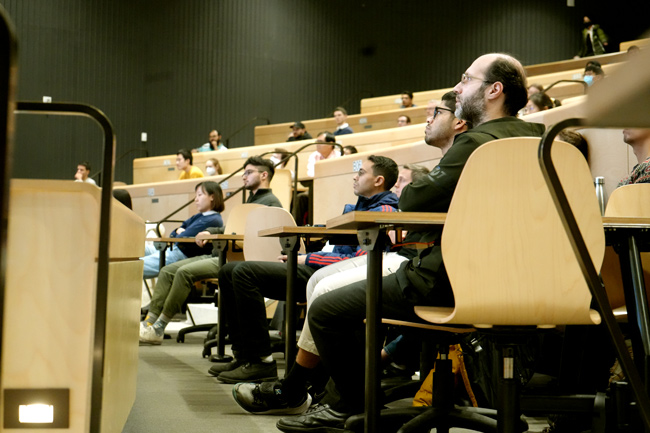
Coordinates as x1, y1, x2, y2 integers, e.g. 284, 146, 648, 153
275, 53, 547, 433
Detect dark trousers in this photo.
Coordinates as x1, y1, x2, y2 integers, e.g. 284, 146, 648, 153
309, 273, 419, 414
218, 261, 314, 360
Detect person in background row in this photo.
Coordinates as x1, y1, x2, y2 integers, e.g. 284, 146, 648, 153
619, 128, 650, 186
524, 92, 554, 114
342, 145, 357, 155
558, 130, 589, 162
177, 149, 204, 180
400, 91, 416, 108
74, 161, 96, 185
287, 122, 312, 142
205, 158, 222, 176
196, 129, 227, 152
306, 132, 340, 177
583, 64, 605, 87
397, 115, 411, 127
425, 99, 439, 118
576, 16, 608, 58
527, 83, 544, 98
332, 107, 353, 136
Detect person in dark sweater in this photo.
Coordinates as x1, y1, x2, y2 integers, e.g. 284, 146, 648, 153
275, 53, 546, 432
287, 121, 313, 142
141, 181, 225, 279
139, 159, 282, 345
209, 156, 400, 387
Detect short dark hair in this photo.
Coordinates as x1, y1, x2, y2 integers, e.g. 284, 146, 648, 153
343, 145, 358, 154
401, 91, 414, 99
244, 156, 275, 181
584, 64, 604, 76
177, 149, 193, 165
368, 155, 398, 191
585, 60, 602, 69
317, 131, 336, 143
441, 91, 457, 112
78, 161, 91, 171
483, 56, 528, 116
559, 130, 589, 161
333, 106, 348, 116
402, 164, 429, 183
529, 83, 544, 92
529, 92, 554, 111
398, 115, 411, 123
196, 181, 225, 213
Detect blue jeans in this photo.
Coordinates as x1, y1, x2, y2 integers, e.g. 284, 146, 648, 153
141, 243, 189, 278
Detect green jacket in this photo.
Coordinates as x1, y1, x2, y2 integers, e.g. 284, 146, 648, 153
578, 25, 608, 57
396, 116, 546, 305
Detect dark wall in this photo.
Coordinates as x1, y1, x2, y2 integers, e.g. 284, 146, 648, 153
0, 0, 647, 184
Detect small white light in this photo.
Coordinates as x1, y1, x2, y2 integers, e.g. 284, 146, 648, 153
19, 404, 54, 423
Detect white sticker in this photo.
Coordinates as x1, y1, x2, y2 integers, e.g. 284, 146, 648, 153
221, 180, 229, 189
163, 160, 171, 166
352, 159, 362, 172
148, 188, 155, 197
359, 117, 367, 124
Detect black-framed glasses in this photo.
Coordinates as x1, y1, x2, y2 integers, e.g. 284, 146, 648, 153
242, 169, 259, 177
433, 106, 455, 119
460, 72, 492, 84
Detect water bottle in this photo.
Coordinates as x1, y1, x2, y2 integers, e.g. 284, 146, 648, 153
594, 176, 605, 216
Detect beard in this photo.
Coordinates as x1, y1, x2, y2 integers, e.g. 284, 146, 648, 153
455, 88, 486, 126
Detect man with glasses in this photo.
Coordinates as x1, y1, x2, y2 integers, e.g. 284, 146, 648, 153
275, 53, 546, 433
241, 156, 283, 207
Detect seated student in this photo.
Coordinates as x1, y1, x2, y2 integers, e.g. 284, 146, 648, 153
306, 132, 340, 177
210, 155, 400, 387
196, 129, 227, 152
332, 107, 353, 136
74, 161, 96, 185
177, 148, 204, 179
524, 92, 554, 114
583, 64, 605, 87
141, 181, 224, 279
342, 145, 357, 155
619, 128, 650, 185
231, 91, 469, 415
205, 157, 222, 176
275, 53, 546, 432
287, 122, 313, 142
139, 157, 282, 344
527, 83, 544, 98
397, 115, 411, 127
400, 91, 416, 108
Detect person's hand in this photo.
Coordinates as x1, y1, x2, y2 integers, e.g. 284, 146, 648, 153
297, 255, 307, 265
74, 172, 83, 181
176, 227, 185, 235
278, 254, 288, 262
195, 230, 210, 247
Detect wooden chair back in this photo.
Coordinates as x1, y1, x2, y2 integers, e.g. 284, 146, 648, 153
243, 206, 299, 261
601, 184, 650, 309
416, 137, 604, 327
270, 169, 293, 211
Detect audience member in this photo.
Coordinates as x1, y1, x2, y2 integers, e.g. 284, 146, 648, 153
332, 107, 353, 136
177, 149, 204, 180
196, 129, 227, 152
525, 92, 554, 114
618, 128, 650, 186
306, 132, 340, 177
393, 163, 429, 197
205, 157, 223, 176
342, 145, 358, 155
527, 83, 544, 98
212, 155, 399, 387
140, 181, 224, 279
576, 16, 608, 58
274, 53, 545, 431
558, 130, 589, 161
287, 122, 312, 142
113, 189, 132, 209
231, 91, 469, 416
583, 64, 605, 87
139, 159, 282, 345
425, 99, 438, 118
271, 148, 291, 168
74, 161, 96, 185
397, 115, 411, 127
400, 91, 416, 108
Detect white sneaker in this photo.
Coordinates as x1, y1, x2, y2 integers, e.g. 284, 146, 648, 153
139, 324, 163, 345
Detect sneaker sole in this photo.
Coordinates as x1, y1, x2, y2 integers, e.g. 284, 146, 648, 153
217, 375, 278, 385
138, 338, 162, 345
276, 419, 350, 433
232, 387, 312, 415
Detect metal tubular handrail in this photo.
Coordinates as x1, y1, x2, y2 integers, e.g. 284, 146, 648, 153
223, 116, 270, 148
14, 101, 116, 433
538, 118, 650, 430
543, 79, 589, 96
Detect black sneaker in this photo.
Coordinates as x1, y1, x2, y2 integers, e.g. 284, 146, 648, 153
208, 358, 244, 377
217, 360, 278, 384
232, 381, 312, 415
276, 403, 351, 433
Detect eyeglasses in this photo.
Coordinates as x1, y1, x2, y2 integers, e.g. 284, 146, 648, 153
433, 106, 455, 119
460, 73, 492, 84
242, 169, 259, 177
